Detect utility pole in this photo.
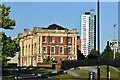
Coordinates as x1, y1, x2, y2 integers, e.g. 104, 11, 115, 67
97, 0, 100, 80
107, 41, 110, 80
114, 24, 116, 59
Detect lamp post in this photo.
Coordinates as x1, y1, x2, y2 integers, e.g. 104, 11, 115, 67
107, 41, 110, 80
114, 24, 116, 59
97, 0, 100, 80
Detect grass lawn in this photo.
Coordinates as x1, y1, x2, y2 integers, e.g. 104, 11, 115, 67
2, 68, 57, 79
22, 68, 57, 74
92, 65, 119, 79
52, 74, 80, 79
116, 67, 120, 71
2, 66, 120, 79
53, 65, 120, 79
2, 69, 17, 80
70, 69, 97, 78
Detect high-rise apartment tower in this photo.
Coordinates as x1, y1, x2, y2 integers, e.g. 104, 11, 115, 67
81, 9, 96, 56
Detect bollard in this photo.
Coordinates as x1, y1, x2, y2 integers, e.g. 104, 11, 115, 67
89, 72, 95, 80
109, 71, 111, 80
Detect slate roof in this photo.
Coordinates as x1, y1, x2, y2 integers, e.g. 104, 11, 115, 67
42, 24, 68, 30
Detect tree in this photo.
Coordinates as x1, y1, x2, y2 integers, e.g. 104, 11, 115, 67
2, 32, 20, 66
86, 49, 98, 59
115, 52, 120, 60
77, 48, 86, 60
101, 46, 114, 59
0, 4, 20, 66
0, 4, 15, 29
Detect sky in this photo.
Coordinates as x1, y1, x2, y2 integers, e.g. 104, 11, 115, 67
1, 2, 118, 52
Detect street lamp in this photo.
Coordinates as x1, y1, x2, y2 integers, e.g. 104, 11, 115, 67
107, 41, 110, 80
114, 24, 116, 59
97, 0, 100, 80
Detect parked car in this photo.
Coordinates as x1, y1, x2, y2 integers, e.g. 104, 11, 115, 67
74, 67, 80, 70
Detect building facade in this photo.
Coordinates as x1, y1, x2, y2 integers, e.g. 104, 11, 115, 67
17, 24, 78, 67
77, 38, 81, 52
81, 9, 96, 56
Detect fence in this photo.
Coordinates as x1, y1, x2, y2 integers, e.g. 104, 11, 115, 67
61, 59, 120, 70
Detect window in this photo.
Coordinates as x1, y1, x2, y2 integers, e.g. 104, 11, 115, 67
60, 37, 63, 43
60, 58, 62, 62
51, 36, 54, 43
43, 36, 46, 42
43, 47, 46, 53
68, 47, 71, 53
68, 37, 71, 43
51, 47, 55, 53
60, 47, 63, 53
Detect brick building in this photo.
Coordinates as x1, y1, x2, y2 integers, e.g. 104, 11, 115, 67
77, 36, 81, 52
17, 24, 78, 67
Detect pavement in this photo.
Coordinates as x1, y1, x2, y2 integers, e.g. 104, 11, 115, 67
66, 71, 80, 77
70, 66, 97, 73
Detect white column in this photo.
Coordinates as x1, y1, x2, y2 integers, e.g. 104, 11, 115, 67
30, 39, 32, 65
27, 41, 29, 66
40, 36, 43, 62
24, 40, 26, 56
37, 36, 39, 63
72, 36, 74, 54
23, 40, 26, 66
75, 36, 77, 60
20, 41, 23, 66
33, 38, 34, 55
37, 36, 39, 54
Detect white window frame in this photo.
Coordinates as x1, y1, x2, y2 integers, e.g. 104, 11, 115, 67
68, 47, 71, 54
43, 47, 46, 53
51, 47, 55, 53
51, 36, 54, 43
43, 36, 46, 42
68, 37, 71, 43
59, 47, 63, 54
60, 37, 63, 43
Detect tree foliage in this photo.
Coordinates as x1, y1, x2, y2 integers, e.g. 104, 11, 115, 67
77, 48, 86, 60
0, 4, 15, 29
101, 46, 114, 59
1, 32, 20, 66
0, 4, 20, 66
115, 52, 120, 60
86, 49, 98, 59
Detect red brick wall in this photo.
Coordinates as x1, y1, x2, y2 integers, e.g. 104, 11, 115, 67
41, 36, 75, 62
77, 39, 81, 52
42, 36, 72, 45
37, 64, 61, 70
